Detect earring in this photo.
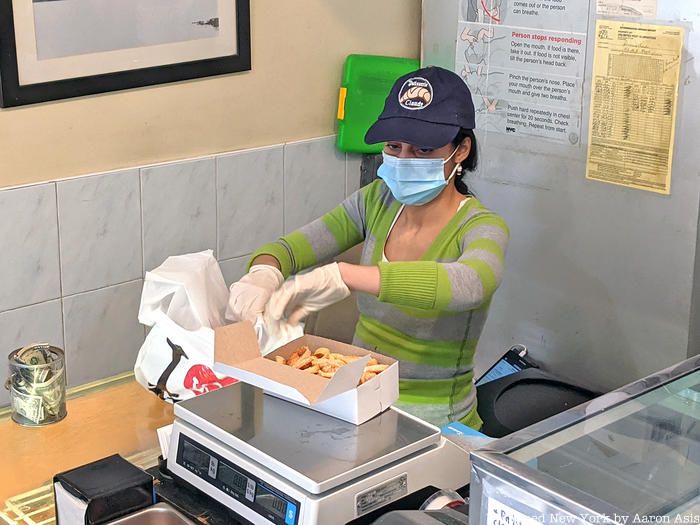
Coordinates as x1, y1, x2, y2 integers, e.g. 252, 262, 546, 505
457, 165, 463, 175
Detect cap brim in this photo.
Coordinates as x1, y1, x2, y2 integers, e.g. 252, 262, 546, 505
364, 117, 460, 149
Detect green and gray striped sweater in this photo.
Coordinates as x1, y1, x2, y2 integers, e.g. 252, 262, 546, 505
252, 180, 508, 429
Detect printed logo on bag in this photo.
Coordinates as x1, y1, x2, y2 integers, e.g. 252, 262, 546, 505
184, 364, 236, 396
148, 337, 189, 401
398, 77, 433, 110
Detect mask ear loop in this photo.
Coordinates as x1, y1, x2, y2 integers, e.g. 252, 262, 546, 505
441, 146, 460, 165
446, 162, 461, 183
443, 146, 462, 183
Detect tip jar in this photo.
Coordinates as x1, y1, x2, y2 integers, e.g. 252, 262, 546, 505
6, 343, 67, 426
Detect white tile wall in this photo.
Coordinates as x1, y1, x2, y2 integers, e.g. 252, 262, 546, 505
57, 169, 142, 295
0, 300, 64, 406
141, 158, 217, 272
62, 280, 144, 386
283, 136, 347, 232
0, 184, 61, 311
0, 136, 355, 406
217, 145, 284, 259
219, 255, 252, 287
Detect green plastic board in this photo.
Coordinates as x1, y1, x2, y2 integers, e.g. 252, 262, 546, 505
336, 54, 419, 154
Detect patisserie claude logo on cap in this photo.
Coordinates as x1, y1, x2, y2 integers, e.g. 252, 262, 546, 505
398, 77, 433, 111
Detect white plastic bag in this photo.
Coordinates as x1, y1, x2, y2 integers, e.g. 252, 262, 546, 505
135, 250, 235, 402
138, 250, 229, 331
134, 309, 236, 402
134, 250, 302, 402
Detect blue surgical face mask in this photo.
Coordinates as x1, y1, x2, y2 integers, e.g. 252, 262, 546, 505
377, 148, 460, 206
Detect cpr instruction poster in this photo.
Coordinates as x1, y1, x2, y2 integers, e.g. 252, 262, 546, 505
455, 0, 589, 143
586, 21, 683, 194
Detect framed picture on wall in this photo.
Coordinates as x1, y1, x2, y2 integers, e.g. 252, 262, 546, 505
0, 0, 250, 107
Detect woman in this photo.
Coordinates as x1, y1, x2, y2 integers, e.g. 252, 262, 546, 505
228, 66, 508, 429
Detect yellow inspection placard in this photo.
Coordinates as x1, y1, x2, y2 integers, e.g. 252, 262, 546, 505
586, 20, 683, 194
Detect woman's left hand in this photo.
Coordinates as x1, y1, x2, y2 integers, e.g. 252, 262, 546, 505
265, 262, 351, 325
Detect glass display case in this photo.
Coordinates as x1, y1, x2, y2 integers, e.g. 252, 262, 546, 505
470, 356, 700, 525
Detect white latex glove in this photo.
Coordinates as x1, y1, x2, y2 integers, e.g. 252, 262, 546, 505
266, 263, 351, 325
225, 265, 284, 323
253, 316, 304, 356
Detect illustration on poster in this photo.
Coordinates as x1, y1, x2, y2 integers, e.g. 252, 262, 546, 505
455, 0, 586, 142
481, 96, 501, 114
459, 20, 507, 123
461, 25, 500, 75
462, 0, 507, 24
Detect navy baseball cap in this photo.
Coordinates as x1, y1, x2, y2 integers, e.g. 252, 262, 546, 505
365, 66, 475, 149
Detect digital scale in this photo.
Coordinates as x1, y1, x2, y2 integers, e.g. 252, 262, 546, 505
167, 382, 471, 525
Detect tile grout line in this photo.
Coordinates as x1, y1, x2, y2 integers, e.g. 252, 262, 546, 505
136, 168, 146, 279
0, 297, 61, 315
139, 168, 146, 276
214, 157, 220, 261
282, 142, 287, 234
220, 254, 253, 264
0, 274, 148, 317
53, 182, 67, 350
2, 278, 146, 313
138, 167, 148, 341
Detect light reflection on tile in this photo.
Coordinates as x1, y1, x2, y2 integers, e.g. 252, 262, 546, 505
57, 169, 142, 295
62, 280, 144, 387
0, 184, 60, 311
284, 136, 346, 232
141, 158, 216, 272
217, 146, 283, 259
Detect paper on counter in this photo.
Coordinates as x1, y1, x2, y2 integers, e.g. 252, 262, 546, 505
586, 20, 683, 194
157, 424, 173, 460
54, 481, 89, 525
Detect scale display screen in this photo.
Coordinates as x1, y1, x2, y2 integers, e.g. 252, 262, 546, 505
182, 440, 210, 470
177, 435, 299, 525
218, 463, 248, 495
256, 483, 289, 519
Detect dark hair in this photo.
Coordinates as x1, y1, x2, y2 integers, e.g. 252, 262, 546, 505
451, 128, 477, 195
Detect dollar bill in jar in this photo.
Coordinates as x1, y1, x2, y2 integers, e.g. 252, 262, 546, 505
7, 343, 67, 425
33, 367, 65, 417
10, 386, 44, 424
16, 343, 52, 383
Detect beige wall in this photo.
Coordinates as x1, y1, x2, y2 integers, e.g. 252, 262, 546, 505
0, 0, 421, 188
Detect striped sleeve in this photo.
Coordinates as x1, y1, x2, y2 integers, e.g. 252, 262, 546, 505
249, 185, 370, 278
377, 212, 509, 311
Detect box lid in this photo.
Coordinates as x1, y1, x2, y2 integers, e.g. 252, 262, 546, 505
214, 322, 370, 405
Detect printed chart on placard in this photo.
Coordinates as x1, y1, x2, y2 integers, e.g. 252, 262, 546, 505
596, 0, 657, 18
455, 0, 590, 143
586, 20, 683, 194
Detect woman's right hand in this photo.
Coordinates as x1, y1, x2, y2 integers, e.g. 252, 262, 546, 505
225, 265, 284, 323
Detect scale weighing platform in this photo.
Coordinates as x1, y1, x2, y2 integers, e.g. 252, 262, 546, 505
167, 383, 470, 525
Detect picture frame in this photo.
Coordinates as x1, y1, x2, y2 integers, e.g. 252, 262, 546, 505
0, 0, 250, 107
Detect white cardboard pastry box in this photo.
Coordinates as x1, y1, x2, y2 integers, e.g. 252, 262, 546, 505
213, 321, 399, 424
